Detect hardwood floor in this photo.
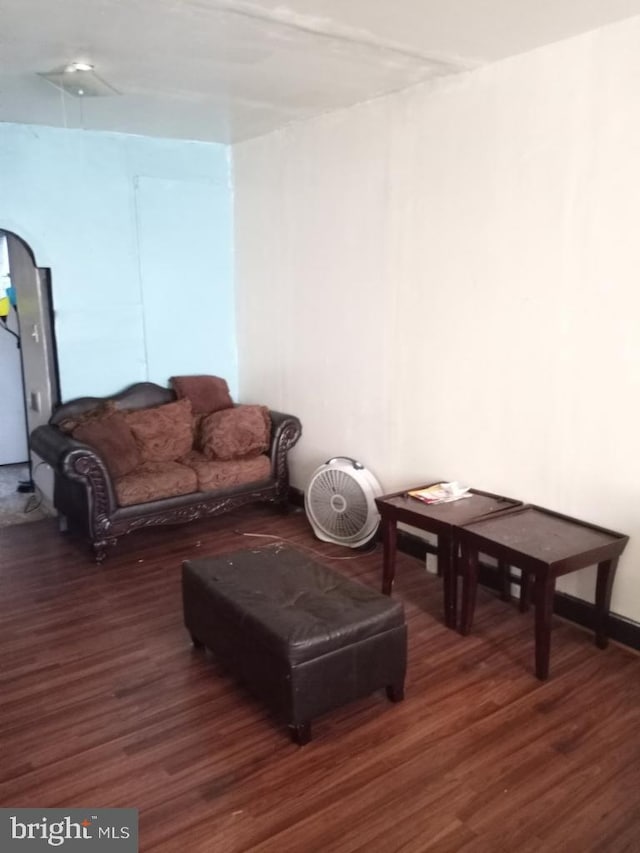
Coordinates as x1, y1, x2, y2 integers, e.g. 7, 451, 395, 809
1, 506, 639, 852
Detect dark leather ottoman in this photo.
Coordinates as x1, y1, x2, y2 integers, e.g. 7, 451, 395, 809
182, 545, 407, 744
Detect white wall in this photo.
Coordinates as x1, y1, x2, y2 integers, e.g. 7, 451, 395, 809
233, 15, 640, 623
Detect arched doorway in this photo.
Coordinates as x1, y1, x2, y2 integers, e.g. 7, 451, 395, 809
0, 229, 59, 525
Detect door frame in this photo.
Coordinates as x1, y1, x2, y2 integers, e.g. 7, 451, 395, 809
1, 228, 60, 492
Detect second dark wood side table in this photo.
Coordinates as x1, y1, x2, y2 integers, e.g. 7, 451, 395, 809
457, 505, 629, 679
375, 487, 521, 629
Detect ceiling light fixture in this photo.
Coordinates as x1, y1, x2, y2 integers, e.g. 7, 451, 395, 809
66, 61, 94, 73
38, 62, 120, 98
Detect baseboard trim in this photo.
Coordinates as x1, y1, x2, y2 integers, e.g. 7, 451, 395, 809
289, 487, 305, 509
288, 487, 640, 652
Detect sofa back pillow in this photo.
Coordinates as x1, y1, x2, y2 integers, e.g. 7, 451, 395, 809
125, 398, 194, 463
201, 405, 271, 461
171, 375, 234, 415
73, 411, 142, 478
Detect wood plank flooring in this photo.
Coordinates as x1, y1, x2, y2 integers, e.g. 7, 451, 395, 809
1, 506, 639, 852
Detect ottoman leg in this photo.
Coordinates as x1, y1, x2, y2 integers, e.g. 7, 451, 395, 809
190, 632, 205, 650
289, 722, 311, 745
386, 683, 405, 702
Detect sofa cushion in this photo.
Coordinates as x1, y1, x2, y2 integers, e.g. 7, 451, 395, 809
191, 412, 208, 453
171, 375, 234, 415
200, 405, 271, 461
72, 411, 141, 478
181, 451, 271, 491
125, 398, 193, 463
114, 461, 198, 507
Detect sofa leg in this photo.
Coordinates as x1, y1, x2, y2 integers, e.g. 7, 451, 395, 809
386, 683, 405, 703
289, 721, 311, 745
92, 538, 117, 564
58, 514, 69, 533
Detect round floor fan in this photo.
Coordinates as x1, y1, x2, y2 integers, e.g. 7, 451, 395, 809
305, 457, 382, 548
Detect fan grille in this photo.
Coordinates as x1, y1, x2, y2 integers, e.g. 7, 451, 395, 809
307, 467, 369, 542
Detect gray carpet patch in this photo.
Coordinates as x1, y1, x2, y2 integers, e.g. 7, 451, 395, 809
0, 463, 50, 527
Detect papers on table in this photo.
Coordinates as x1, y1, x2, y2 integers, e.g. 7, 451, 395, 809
407, 482, 472, 505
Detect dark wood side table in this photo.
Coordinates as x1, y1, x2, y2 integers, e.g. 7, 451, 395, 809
375, 487, 521, 629
457, 505, 629, 680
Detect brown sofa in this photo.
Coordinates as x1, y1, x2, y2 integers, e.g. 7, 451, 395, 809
30, 378, 302, 562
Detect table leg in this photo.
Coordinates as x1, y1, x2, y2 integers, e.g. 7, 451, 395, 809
534, 573, 555, 680
381, 516, 398, 596
519, 571, 531, 613
595, 558, 618, 650
459, 545, 478, 636
499, 560, 511, 602
439, 535, 457, 629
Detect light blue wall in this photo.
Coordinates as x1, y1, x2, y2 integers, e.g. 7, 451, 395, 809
0, 122, 235, 401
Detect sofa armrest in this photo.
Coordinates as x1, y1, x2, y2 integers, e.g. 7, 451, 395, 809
269, 411, 302, 456
267, 411, 302, 499
30, 424, 117, 516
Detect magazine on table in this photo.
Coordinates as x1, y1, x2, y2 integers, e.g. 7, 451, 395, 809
407, 482, 471, 505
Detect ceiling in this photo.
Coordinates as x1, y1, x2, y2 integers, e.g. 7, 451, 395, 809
2, 0, 640, 144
